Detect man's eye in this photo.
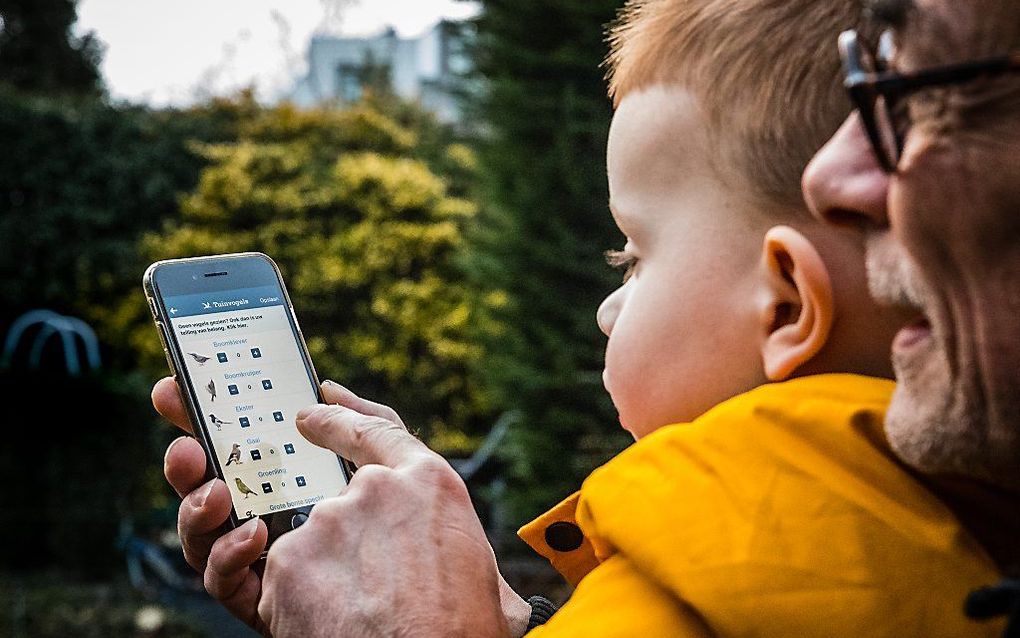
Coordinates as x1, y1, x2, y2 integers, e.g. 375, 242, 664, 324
605, 249, 637, 282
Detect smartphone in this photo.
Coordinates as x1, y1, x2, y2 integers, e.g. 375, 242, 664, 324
143, 252, 353, 548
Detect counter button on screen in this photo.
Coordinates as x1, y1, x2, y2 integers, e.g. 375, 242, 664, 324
284, 443, 295, 455
273, 411, 284, 422
239, 417, 250, 428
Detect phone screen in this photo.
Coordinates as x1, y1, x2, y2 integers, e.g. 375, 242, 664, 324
163, 283, 346, 520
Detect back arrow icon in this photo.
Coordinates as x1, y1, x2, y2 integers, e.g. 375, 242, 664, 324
169, 307, 178, 314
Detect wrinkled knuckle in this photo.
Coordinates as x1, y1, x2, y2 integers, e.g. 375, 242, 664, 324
182, 489, 203, 512
264, 542, 295, 585
347, 416, 373, 446
373, 415, 402, 433
350, 415, 400, 451
182, 544, 207, 574
306, 496, 347, 531
415, 454, 468, 497
319, 404, 351, 429
178, 528, 208, 573
351, 464, 397, 494
381, 406, 402, 425
203, 566, 228, 600
270, 529, 298, 561
416, 452, 456, 477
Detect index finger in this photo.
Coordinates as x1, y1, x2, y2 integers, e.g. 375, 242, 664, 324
152, 376, 194, 434
295, 404, 428, 468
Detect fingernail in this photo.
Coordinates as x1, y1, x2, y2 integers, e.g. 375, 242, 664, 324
322, 380, 352, 394
194, 479, 215, 508
240, 516, 260, 541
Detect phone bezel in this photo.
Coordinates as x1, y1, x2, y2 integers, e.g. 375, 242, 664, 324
143, 252, 354, 548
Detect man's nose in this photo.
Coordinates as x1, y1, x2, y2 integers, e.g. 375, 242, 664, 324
802, 113, 890, 229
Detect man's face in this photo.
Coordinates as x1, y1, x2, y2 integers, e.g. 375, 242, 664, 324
802, 0, 1020, 487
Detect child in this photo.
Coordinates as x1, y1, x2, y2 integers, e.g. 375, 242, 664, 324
516, 0, 1004, 635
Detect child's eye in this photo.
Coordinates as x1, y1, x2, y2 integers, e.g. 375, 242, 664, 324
605, 249, 638, 282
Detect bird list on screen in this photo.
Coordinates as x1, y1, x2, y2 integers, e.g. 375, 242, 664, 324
167, 291, 346, 519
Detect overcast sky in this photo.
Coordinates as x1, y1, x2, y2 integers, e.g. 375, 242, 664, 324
75, 0, 480, 106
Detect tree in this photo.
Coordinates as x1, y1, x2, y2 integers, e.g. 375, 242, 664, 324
466, 0, 630, 521
0, 88, 247, 359
0, 90, 245, 575
0, 0, 103, 95
121, 101, 499, 449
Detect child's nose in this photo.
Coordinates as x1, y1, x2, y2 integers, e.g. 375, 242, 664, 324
597, 285, 625, 337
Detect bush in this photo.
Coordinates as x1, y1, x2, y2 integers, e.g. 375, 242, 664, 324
120, 101, 502, 449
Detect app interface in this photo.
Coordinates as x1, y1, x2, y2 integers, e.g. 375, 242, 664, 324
165, 285, 346, 519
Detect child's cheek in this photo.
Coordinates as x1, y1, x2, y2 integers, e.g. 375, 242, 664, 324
602, 352, 641, 436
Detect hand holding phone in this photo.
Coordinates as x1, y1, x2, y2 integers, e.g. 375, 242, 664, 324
144, 253, 354, 549
156, 377, 394, 632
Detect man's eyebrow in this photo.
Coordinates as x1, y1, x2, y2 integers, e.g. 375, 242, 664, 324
865, 0, 914, 29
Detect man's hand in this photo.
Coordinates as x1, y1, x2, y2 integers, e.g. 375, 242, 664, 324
157, 378, 529, 637
257, 399, 513, 638
155, 377, 270, 633
155, 378, 418, 635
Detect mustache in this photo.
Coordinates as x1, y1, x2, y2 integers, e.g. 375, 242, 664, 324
865, 233, 931, 311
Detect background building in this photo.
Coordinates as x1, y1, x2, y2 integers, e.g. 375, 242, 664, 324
289, 21, 470, 122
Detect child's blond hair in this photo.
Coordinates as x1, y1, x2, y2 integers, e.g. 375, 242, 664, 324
606, 0, 871, 208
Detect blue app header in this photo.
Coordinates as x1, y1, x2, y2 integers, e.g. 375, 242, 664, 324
163, 286, 285, 319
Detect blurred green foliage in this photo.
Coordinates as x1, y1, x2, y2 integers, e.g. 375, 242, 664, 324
466, 0, 632, 522
0, 77, 499, 579
0, 0, 102, 95
0, 86, 247, 348
0, 86, 244, 575
120, 101, 502, 449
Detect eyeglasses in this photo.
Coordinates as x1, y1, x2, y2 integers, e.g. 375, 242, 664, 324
839, 29, 1020, 172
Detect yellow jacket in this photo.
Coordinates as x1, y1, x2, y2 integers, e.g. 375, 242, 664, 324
519, 375, 1003, 636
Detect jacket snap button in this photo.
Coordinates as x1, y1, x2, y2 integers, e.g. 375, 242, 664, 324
545, 521, 583, 552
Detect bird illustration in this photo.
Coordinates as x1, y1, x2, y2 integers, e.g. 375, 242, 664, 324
224, 443, 242, 466
187, 352, 212, 365
235, 477, 257, 499
209, 414, 232, 431
206, 379, 216, 402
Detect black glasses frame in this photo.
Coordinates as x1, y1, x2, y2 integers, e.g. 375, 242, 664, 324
839, 29, 1020, 172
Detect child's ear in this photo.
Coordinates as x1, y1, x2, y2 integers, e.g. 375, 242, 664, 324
757, 225, 834, 381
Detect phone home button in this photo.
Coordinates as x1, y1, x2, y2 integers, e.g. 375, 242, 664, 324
290, 513, 309, 529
